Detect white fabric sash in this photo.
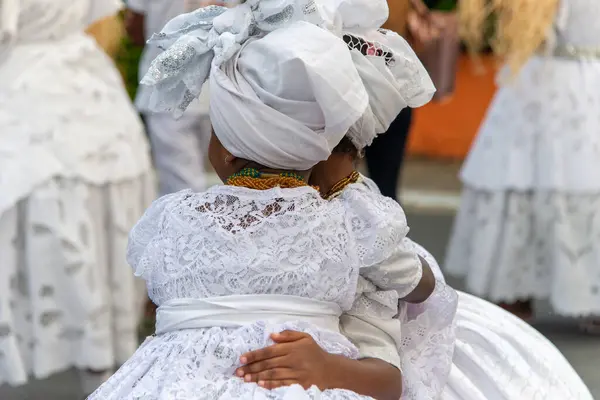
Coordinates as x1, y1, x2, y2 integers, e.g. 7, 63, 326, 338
155, 294, 343, 335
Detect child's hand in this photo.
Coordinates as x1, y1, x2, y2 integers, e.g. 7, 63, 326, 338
235, 331, 334, 390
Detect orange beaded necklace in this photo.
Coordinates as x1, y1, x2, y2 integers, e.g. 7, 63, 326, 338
226, 168, 313, 191
323, 170, 361, 200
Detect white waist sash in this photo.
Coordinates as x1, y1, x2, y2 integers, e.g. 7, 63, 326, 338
155, 294, 343, 335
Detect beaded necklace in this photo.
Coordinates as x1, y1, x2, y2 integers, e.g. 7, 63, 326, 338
323, 170, 361, 200
226, 168, 311, 190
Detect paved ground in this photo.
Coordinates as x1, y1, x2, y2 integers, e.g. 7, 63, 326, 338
2, 158, 598, 399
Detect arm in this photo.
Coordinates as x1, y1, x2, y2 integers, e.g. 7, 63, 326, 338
327, 356, 402, 400
237, 331, 402, 400
401, 255, 436, 303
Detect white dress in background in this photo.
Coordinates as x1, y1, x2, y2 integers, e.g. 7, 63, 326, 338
0, 0, 154, 386
445, 0, 600, 317
89, 185, 424, 399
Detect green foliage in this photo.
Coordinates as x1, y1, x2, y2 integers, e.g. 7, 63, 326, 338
432, 0, 457, 11
115, 36, 144, 101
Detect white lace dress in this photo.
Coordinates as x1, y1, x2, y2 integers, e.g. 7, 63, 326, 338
89, 185, 424, 399
0, 0, 153, 385
346, 177, 592, 399
445, 0, 600, 316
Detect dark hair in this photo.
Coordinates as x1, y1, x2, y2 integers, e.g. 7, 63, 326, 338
332, 136, 361, 159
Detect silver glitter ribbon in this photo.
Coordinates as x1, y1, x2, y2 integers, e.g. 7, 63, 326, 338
138, 0, 324, 117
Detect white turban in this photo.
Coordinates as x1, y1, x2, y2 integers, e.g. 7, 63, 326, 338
316, 0, 436, 149
140, 1, 368, 169
209, 22, 368, 169
138, 0, 435, 167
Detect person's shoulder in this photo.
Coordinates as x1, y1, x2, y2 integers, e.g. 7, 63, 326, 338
339, 181, 407, 225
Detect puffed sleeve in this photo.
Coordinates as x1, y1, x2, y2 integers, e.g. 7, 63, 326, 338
86, 0, 123, 26
127, 190, 191, 279
340, 238, 458, 400
340, 183, 423, 298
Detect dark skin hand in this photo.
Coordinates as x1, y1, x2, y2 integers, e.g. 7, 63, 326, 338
236, 331, 403, 400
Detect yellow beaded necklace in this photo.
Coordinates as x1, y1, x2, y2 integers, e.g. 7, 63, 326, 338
323, 170, 361, 200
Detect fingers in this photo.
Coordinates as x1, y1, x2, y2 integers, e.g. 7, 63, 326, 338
240, 344, 287, 365
270, 330, 309, 343
239, 367, 297, 384
236, 356, 290, 377
259, 379, 300, 390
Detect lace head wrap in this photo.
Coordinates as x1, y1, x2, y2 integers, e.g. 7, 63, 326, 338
138, 0, 435, 167
316, 0, 436, 149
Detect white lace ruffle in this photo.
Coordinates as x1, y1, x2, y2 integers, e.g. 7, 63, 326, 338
446, 188, 600, 317
399, 281, 457, 400
127, 186, 359, 311
89, 321, 373, 400
0, 175, 153, 386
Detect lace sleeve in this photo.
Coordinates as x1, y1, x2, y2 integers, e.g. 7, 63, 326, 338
340, 184, 423, 298
340, 239, 458, 400
126, 190, 191, 279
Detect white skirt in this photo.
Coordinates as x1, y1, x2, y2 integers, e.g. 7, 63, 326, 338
0, 175, 154, 386
444, 292, 593, 400
460, 56, 600, 192
445, 188, 600, 317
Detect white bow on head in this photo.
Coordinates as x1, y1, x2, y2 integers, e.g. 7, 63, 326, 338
138, 0, 435, 168
139, 0, 372, 170
139, 0, 326, 116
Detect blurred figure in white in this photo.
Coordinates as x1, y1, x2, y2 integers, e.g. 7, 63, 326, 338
0, 0, 153, 395
125, 0, 235, 195
446, 0, 600, 331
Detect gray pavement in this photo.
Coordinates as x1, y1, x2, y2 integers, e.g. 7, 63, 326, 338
1, 158, 598, 399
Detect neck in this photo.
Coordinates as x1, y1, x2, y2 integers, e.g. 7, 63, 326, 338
311, 154, 356, 195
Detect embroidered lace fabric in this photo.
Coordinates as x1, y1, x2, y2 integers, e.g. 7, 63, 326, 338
337, 181, 457, 400
460, 0, 600, 192
450, 0, 600, 317
90, 184, 425, 399
0, 0, 152, 216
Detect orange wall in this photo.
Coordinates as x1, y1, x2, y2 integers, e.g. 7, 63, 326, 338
407, 55, 498, 159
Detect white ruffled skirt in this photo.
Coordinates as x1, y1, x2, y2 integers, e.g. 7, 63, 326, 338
0, 175, 154, 386
414, 242, 592, 399
88, 321, 374, 400
444, 292, 593, 400
446, 55, 600, 316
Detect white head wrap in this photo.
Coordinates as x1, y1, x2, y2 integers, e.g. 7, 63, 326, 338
139, 0, 435, 167
317, 0, 436, 149
140, 1, 368, 169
